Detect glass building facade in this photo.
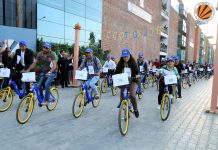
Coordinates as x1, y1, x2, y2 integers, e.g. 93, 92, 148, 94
37, 0, 102, 46
0, 0, 37, 28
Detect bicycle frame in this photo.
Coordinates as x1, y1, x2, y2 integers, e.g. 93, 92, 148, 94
8, 79, 26, 98
82, 81, 95, 103
122, 88, 133, 111
30, 83, 55, 104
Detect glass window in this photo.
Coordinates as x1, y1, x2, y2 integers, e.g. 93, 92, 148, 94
65, 12, 85, 29
4, 0, 16, 27
65, 26, 85, 42
86, 19, 102, 33
85, 31, 101, 43
86, 7, 102, 23
0, 0, 3, 25
37, 0, 64, 11
37, 20, 64, 39
37, 4, 64, 25
72, 0, 85, 5
37, 35, 64, 44
65, 0, 85, 17
86, 0, 102, 12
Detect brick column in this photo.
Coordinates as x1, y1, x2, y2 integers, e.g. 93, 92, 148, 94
72, 23, 81, 87
16, 0, 24, 28
193, 26, 200, 63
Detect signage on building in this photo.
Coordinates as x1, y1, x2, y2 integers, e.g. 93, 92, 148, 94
189, 42, 194, 48
128, 1, 152, 23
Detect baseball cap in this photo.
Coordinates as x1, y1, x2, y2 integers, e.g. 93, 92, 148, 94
19, 41, 27, 47
85, 48, 93, 53
43, 42, 52, 49
121, 49, 131, 57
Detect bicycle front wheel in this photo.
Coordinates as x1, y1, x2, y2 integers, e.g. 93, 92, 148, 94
160, 94, 171, 121
72, 93, 85, 118
46, 88, 59, 111
92, 86, 101, 108
101, 78, 108, 93
118, 99, 129, 136
0, 89, 13, 112
16, 95, 34, 124
112, 87, 118, 96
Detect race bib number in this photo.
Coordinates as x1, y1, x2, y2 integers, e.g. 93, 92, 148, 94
140, 66, 144, 72
88, 66, 95, 74
124, 67, 131, 77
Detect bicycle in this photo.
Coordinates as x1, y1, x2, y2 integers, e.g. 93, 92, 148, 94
160, 74, 178, 121
118, 83, 135, 136
0, 76, 27, 112
16, 78, 59, 124
72, 79, 101, 118
101, 73, 118, 96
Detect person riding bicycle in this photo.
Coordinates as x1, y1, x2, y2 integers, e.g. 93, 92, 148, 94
156, 57, 179, 110
27, 42, 57, 105
78, 48, 102, 99
115, 49, 139, 118
8, 41, 34, 94
137, 52, 148, 83
174, 56, 184, 98
103, 55, 116, 78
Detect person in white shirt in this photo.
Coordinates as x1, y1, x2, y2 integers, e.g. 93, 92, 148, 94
103, 55, 116, 77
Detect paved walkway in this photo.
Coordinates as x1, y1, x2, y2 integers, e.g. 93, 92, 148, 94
0, 78, 217, 150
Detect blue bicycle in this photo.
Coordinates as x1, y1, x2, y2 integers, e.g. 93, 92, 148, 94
72, 80, 101, 118
101, 73, 118, 96
16, 80, 59, 124
0, 78, 27, 112
118, 83, 134, 136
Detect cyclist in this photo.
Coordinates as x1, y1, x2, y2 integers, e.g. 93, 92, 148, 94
157, 57, 179, 109
103, 55, 116, 78
78, 48, 102, 99
174, 56, 184, 98
115, 49, 139, 118
137, 52, 148, 84
8, 41, 34, 93
27, 42, 57, 105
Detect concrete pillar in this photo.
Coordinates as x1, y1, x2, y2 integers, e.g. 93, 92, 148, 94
16, 0, 24, 28
72, 23, 81, 87
209, 21, 218, 112
193, 26, 200, 63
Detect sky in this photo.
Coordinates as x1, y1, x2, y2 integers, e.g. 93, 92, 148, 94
182, 0, 218, 48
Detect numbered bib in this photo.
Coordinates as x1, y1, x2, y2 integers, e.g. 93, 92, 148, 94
164, 75, 177, 85
124, 68, 131, 77
0, 68, 10, 78
88, 66, 95, 74
21, 72, 36, 82
103, 67, 109, 73
75, 70, 88, 80
140, 66, 144, 72
112, 73, 129, 87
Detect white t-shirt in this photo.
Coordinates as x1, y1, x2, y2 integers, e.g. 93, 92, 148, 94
20, 51, 25, 66
103, 60, 116, 70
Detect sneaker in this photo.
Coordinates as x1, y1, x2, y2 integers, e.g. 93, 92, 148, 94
134, 110, 139, 118
95, 95, 100, 99
157, 105, 161, 110
189, 84, 191, 87
117, 103, 121, 108
178, 96, 182, 98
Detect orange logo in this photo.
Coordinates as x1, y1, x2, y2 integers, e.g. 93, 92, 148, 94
194, 2, 215, 23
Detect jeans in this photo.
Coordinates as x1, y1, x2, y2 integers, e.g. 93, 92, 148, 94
86, 76, 99, 96
37, 72, 57, 101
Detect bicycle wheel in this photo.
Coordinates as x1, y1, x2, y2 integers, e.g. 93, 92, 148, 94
160, 94, 171, 121
0, 88, 13, 112
101, 78, 108, 93
118, 99, 129, 136
72, 93, 85, 118
143, 80, 149, 89
46, 88, 59, 111
16, 95, 34, 124
182, 78, 187, 89
112, 87, 118, 96
92, 87, 101, 108
138, 92, 143, 100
